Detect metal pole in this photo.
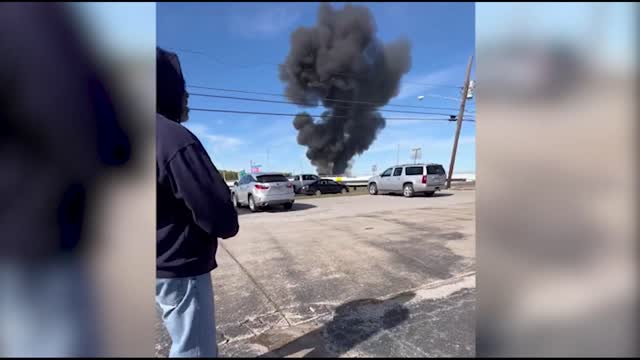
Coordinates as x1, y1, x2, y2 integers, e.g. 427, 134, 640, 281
411, 148, 420, 164
447, 55, 473, 189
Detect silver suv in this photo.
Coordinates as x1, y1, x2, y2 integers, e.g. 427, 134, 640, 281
368, 163, 447, 197
232, 172, 295, 212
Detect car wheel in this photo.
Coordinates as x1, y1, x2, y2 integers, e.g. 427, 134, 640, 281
315, 190, 322, 196
248, 195, 258, 212
369, 183, 378, 195
403, 184, 415, 198
341, 188, 348, 194
232, 194, 240, 208
425, 191, 435, 197
283, 202, 293, 210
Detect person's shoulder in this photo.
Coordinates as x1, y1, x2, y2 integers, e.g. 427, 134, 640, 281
156, 114, 200, 162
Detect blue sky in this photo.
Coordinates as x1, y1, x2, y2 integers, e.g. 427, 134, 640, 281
71, 2, 155, 58
157, 2, 476, 176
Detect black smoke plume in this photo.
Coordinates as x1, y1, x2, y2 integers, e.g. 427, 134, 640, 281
280, 3, 411, 175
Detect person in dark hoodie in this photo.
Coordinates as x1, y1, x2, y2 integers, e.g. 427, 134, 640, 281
0, 3, 130, 357
156, 47, 239, 358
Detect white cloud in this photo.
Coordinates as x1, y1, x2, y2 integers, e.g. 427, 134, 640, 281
227, 4, 303, 39
396, 65, 464, 101
186, 123, 244, 155
367, 134, 474, 155
268, 134, 297, 148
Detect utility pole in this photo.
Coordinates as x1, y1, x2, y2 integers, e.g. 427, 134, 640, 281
447, 55, 473, 189
410, 148, 421, 164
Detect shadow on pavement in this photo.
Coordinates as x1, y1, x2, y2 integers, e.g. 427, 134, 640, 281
237, 203, 317, 216
258, 291, 416, 358
430, 192, 455, 198
384, 192, 454, 198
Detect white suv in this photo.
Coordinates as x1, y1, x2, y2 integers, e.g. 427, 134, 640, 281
368, 163, 447, 197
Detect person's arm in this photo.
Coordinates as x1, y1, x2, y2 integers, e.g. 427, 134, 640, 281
166, 142, 239, 239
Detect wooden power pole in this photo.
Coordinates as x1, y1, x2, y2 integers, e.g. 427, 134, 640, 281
447, 55, 473, 189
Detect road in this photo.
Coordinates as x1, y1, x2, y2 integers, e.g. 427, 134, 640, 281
156, 190, 475, 357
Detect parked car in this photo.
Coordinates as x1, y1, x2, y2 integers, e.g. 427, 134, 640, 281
300, 179, 349, 196
232, 172, 295, 212
367, 163, 447, 197
290, 174, 321, 193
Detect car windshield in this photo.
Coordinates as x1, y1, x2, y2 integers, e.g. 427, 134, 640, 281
256, 175, 289, 183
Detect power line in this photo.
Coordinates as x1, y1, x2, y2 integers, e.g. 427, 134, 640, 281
170, 48, 276, 69
188, 107, 475, 122
170, 47, 465, 89
187, 85, 474, 114
189, 92, 463, 117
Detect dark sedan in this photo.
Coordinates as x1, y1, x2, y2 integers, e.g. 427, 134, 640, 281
300, 179, 349, 196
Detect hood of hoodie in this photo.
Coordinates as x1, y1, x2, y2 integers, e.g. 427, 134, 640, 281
156, 47, 188, 122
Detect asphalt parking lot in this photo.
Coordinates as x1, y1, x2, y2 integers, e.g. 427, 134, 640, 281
156, 190, 476, 357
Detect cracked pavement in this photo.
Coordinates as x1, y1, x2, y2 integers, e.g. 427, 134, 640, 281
156, 190, 475, 357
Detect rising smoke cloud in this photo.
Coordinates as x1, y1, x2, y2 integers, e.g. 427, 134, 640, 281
280, 3, 411, 175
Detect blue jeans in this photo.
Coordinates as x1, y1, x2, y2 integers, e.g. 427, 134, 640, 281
0, 257, 100, 357
156, 272, 218, 357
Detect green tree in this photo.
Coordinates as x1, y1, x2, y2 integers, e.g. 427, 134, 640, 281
219, 170, 239, 181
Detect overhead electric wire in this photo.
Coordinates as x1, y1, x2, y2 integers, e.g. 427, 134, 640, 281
170, 48, 276, 69
189, 92, 464, 117
170, 47, 465, 89
187, 84, 475, 115
188, 107, 475, 122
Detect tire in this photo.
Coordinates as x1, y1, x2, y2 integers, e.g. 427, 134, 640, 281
425, 191, 435, 197
248, 195, 258, 212
283, 202, 293, 210
403, 183, 415, 198
232, 194, 240, 208
341, 188, 348, 194
315, 190, 322, 196
369, 183, 378, 195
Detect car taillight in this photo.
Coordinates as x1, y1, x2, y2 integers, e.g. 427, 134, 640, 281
422, 175, 427, 184
286, 183, 293, 188
255, 184, 270, 190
